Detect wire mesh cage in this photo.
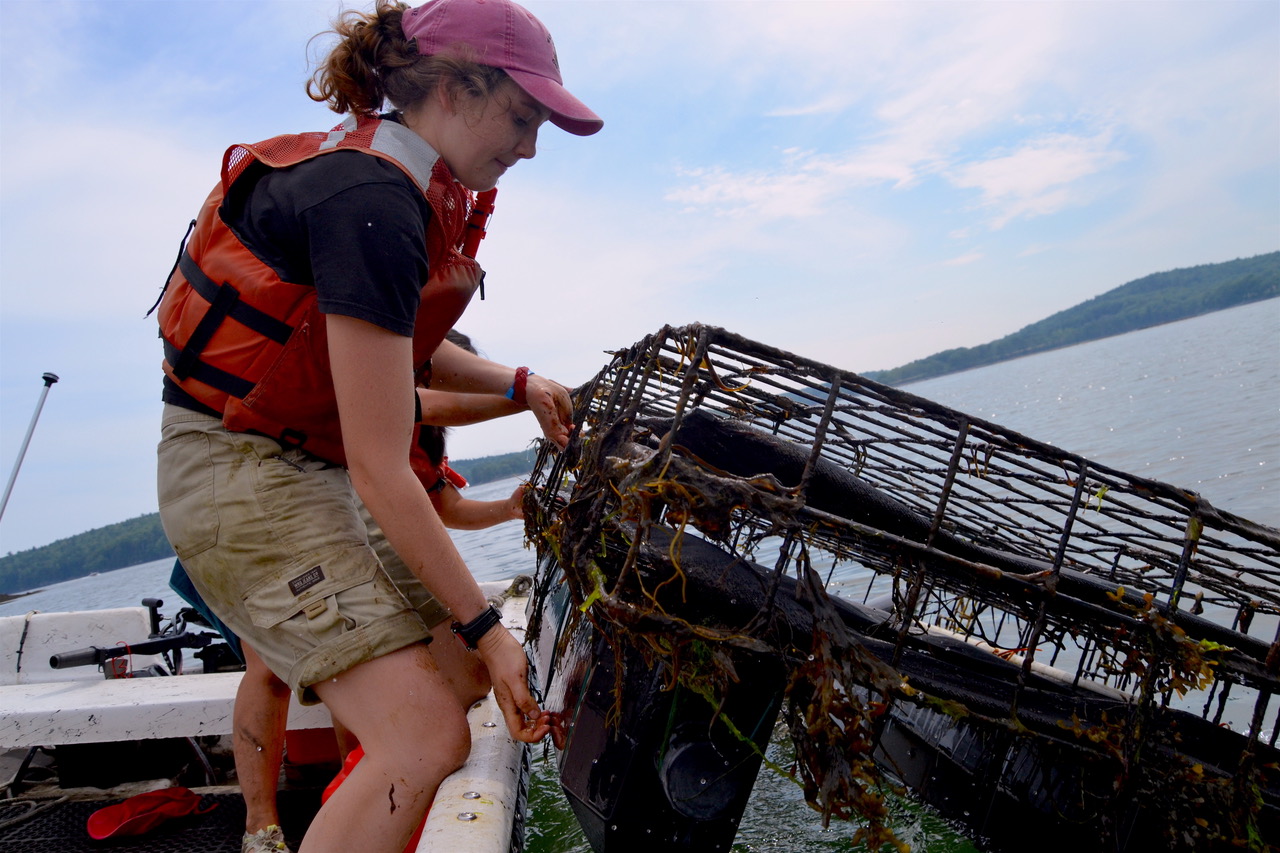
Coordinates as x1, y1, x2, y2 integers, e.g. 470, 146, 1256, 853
526, 323, 1280, 852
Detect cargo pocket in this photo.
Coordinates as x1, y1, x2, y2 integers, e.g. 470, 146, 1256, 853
157, 431, 219, 559
241, 546, 395, 637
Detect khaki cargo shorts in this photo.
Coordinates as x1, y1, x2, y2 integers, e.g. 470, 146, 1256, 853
157, 405, 451, 703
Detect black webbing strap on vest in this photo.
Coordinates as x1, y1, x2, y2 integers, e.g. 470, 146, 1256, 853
164, 339, 254, 399
147, 219, 197, 318
167, 251, 296, 399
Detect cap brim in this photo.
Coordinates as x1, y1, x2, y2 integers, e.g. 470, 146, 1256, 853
506, 69, 603, 137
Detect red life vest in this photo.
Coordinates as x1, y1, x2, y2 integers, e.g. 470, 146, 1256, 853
158, 115, 479, 466
414, 454, 469, 494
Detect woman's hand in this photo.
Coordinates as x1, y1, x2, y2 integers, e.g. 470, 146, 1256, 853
524, 374, 574, 450
503, 483, 527, 521
474, 625, 550, 743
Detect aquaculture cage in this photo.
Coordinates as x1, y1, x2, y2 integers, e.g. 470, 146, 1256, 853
525, 323, 1280, 853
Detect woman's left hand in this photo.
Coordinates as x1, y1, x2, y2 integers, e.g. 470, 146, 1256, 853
524, 374, 574, 449
504, 483, 527, 521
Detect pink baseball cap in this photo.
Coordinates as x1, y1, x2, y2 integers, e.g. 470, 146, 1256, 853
402, 0, 603, 136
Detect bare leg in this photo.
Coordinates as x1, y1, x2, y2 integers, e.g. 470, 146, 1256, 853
328, 629, 488, 763
301, 643, 469, 853
234, 643, 291, 834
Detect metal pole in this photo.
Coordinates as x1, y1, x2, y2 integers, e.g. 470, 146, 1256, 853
0, 372, 60, 523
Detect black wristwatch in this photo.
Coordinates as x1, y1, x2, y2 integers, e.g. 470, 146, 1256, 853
451, 604, 502, 651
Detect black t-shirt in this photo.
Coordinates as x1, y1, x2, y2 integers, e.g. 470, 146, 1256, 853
223, 149, 433, 336
163, 139, 437, 411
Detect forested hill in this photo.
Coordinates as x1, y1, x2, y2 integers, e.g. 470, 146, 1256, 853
0, 449, 536, 596
865, 251, 1279, 386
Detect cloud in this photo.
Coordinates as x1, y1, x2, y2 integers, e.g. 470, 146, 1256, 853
665, 162, 836, 220
949, 131, 1129, 229
0, 120, 223, 320
943, 252, 985, 267
766, 94, 855, 119
644, 4, 1090, 225
635, 0, 1271, 240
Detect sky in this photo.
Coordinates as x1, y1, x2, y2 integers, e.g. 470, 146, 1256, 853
1, 0, 1277, 555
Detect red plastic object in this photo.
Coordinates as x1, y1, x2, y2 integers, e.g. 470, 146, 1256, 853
86, 786, 216, 839
460, 188, 498, 258
285, 727, 340, 766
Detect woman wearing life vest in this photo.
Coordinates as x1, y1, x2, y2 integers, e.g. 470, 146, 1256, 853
154, 1, 601, 850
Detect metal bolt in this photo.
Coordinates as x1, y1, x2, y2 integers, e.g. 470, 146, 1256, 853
463, 791, 481, 800
458, 812, 478, 821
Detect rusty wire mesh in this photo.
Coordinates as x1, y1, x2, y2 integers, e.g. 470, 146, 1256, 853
526, 323, 1280, 851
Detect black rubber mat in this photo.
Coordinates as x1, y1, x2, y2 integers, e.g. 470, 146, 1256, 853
0, 789, 319, 852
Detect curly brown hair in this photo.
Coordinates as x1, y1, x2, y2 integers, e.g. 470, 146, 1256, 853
307, 0, 509, 116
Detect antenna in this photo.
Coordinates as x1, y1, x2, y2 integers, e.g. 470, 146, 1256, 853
0, 372, 60, 523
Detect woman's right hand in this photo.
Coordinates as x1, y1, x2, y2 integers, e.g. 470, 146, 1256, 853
524, 374, 574, 450
474, 625, 549, 743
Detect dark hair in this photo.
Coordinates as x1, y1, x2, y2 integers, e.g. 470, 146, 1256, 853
308, 0, 510, 116
418, 329, 480, 466
445, 328, 474, 354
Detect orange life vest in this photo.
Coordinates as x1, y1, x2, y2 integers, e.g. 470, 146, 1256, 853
417, 456, 469, 494
158, 115, 479, 466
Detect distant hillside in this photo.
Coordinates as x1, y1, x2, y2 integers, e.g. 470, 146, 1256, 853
866, 252, 1280, 386
449, 447, 537, 486
0, 448, 536, 595
0, 514, 172, 598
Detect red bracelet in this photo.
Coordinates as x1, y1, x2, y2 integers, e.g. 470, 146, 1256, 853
507, 366, 530, 407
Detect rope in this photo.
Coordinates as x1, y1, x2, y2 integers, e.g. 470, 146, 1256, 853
0, 795, 68, 832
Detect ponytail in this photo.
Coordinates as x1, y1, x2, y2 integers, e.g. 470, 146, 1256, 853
308, 1, 413, 115
308, 0, 510, 117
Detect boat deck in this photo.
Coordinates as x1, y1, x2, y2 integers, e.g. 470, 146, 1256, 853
0, 785, 321, 852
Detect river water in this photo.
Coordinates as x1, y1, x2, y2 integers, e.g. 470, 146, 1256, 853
2, 299, 1276, 852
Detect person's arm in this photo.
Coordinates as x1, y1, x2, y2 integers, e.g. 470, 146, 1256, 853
436, 482, 525, 531
429, 339, 575, 450
327, 312, 548, 743
416, 388, 522, 426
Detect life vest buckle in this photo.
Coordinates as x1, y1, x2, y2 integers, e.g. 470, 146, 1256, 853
278, 428, 308, 451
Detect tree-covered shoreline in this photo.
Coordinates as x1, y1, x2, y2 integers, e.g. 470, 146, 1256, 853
864, 251, 1278, 386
